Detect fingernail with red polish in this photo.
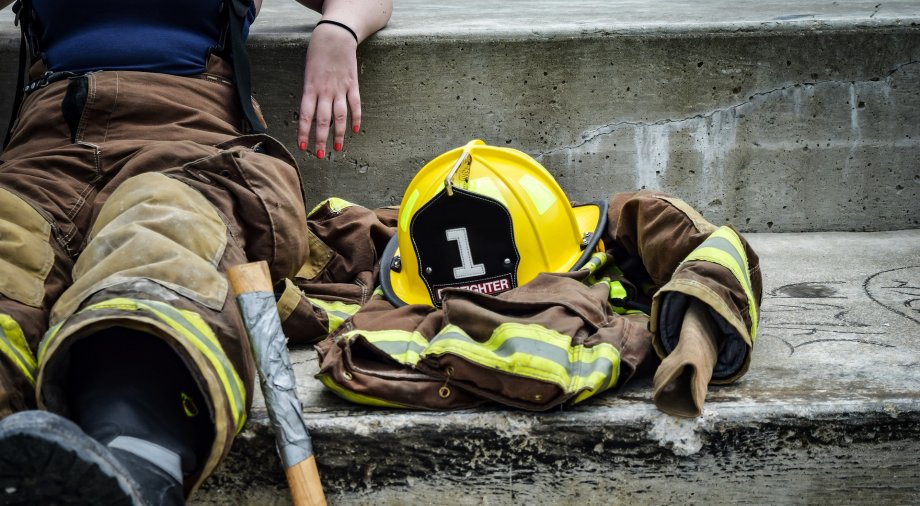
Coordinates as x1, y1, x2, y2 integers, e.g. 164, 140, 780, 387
299, 141, 306, 151
334, 143, 343, 152
316, 149, 325, 159
352, 125, 360, 133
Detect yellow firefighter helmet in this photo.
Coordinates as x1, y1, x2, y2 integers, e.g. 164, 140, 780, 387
380, 139, 607, 307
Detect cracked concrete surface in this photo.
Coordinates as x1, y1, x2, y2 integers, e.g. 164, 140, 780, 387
535, 59, 920, 158
529, 57, 919, 225
871, 3, 884, 19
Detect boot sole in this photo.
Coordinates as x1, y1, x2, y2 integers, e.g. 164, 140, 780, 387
0, 411, 146, 506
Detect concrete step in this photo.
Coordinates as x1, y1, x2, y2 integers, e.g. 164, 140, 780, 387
3, 0, 918, 232
192, 229, 920, 505
1, 2, 918, 505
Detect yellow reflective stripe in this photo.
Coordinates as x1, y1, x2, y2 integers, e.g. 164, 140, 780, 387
327, 197, 356, 213
683, 226, 759, 340
372, 286, 384, 298
604, 280, 646, 315
589, 278, 644, 315
0, 315, 36, 384
136, 300, 247, 434
341, 329, 429, 366
306, 297, 361, 335
608, 280, 627, 300
38, 321, 64, 363
469, 177, 507, 207
317, 374, 407, 408
706, 227, 754, 296
38, 298, 247, 434
518, 173, 556, 215
610, 305, 645, 316
309, 197, 356, 217
399, 189, 421, 233
578, 252, 608, 274
424, 324, 619, 396
39, 299, 141, 364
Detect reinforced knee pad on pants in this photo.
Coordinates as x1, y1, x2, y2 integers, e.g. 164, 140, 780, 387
51, 173, 229, 324
0, 188, 54, 308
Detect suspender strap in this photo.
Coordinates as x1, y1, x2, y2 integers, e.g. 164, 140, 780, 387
226, 0, 265, 134
3, 0, 30, 149
3, 34, 27, 149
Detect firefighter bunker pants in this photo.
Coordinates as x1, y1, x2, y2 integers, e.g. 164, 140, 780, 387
0, 57, 309, 493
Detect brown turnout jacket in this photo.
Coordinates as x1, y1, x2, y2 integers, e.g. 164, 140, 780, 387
281, 191, 762, 411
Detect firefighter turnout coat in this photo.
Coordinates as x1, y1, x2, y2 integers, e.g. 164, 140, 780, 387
281, 191, 762, 411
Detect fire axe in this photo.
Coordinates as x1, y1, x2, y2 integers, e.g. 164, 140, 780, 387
228, 261, 326, 506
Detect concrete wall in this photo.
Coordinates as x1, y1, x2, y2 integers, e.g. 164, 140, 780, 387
1, 6, 918, 234
247, 29, 920, 233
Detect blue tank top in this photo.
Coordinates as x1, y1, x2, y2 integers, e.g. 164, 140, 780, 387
32, 0, 256, 75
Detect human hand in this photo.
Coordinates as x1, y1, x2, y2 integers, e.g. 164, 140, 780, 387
297, 22, 360, 159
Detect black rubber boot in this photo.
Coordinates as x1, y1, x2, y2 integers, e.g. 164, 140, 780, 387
0, 410, 147, 506
109, 448, 185, 506
65, 329, 215, 506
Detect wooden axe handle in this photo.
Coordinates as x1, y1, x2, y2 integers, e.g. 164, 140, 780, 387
287, 456, 326, 506
227, 261, 327, 506
228, 261, 273, 295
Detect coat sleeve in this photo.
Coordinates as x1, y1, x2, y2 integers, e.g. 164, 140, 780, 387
603, 190, 762, 383
277, 198, 397, 345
